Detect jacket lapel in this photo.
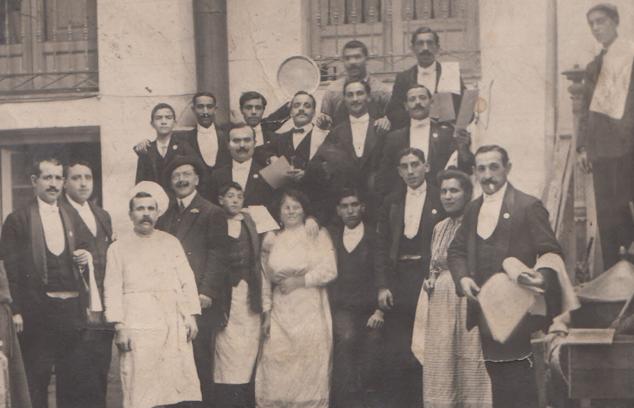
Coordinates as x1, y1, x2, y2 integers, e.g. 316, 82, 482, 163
359, 123, 378, 168
175, 194, 203, 241
492, 184, 516, 268
89, 202, 112, 240
389, 194, 405, 263
29, 201, 47, 283
467, 197, 483, 277
340, 123, 358, 162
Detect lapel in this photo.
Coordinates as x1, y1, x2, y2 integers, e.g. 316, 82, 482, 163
339, 122, 358, 162
28, 200, 47, 282
59, 204, 84, 285
243, 214, 260, 260
388, 192, 405, 262
467, 197, 483, 276
360, 121, 378, 168
491, 184, 516, 267
245, 161, 263, 199
89, 202, 112, 240
163, 136, 179, 162
408, 64, 418, 86
175, 193, 204, 241
435, 61, 442, 92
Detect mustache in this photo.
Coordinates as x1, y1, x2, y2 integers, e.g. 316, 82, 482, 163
413, 104, 425, 110
482, 178, 497, 185
46, 187, 60, 193
175, 181, 190, 188
236, 147, 249, 153
140, 216, 153, 223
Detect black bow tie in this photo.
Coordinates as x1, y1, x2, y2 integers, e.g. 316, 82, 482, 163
292, 128, 305, 134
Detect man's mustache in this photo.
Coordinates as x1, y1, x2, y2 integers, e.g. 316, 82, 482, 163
236, 147, 249, 153
175, 181, 190, 188
482, 178, 497, 185
140, 216, 153, 223
46, 187, 59, 193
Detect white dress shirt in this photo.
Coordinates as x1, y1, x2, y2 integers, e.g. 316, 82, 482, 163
343, 222, 364, 253
477, 182, 508, 240
253, 124, 265, 147
156, 139, 170, 158
417, 64, 437, 94
590, 37, 634, 119
292, 124, 313, 150
349, 114, 370, 158
66, 194, 97, 237
404, 182, 427, 239
37, 197, 65, 256
232, 158, 252, 191
177, 190, 197, 211
409, 117, 431, 157
197, 123, 219, 167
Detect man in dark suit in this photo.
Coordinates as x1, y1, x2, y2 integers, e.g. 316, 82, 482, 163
156, 156, 228, 408
578, 3, 634, 269
0, 157, 94, 408
375, 148, 445, 408
269, 91, 332, 223
385, 26, 465, 130
210, 124, 275, 211
318, 79, 388, 223
378, 84, 473, 195
447, 145, 564, 408
135, 102, 197, 192
60, 160, 113, 408
328, 188, 384, 408
239, 91, 278, 166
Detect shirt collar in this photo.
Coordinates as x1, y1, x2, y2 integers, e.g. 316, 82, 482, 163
344, 221, 364, 235
418, 63, 436, 75
292, 123, 313, 134
197, 123, 216, 136
483, 181, 508, 203
65, 194, 88, 210
349, 113, 370, 124
410, 117, 430, 129
407, 181, 427, 196
232, 158, 252, 171
178, 190, 197, 209
37, 196, 58, 212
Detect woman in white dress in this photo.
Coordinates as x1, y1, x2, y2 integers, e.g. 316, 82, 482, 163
256, 189, 337, 408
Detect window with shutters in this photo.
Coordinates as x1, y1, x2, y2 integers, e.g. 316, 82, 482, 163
0, 0, 98, 97
309, 0, 480, 85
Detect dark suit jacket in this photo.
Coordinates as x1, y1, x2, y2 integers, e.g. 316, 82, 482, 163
374, 184, 445, 291
377, 121, 474, 195
178, 126, 232, 200
59, 196, 113, 298
209, 160, 275, 210
156, 193, 227, 300
579, 51, 634, 160
254, 127, 279, 166
447, 184, 562, 357
135, 135, 196, 192
208, 213, 261, 327
0, 199, 91, 319
385, 62, 465, 130
328, 223, 378, 313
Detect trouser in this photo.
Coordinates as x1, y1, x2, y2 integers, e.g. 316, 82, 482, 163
592, 154, 634, 269
214, 383, 254, 408
20, 297, 85, 408
383, 259, 425, 408
331, 308, 384, 408
71, 325, 114, 408
192, 307, 217, 408
485, 357, 538, 408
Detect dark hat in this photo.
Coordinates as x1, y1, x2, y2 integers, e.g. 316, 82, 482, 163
163, 155, 205, 182
587, 3, 619, 24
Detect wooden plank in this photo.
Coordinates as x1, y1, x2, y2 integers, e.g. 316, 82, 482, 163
584, 171, 603, 278
543, 135, 572, 233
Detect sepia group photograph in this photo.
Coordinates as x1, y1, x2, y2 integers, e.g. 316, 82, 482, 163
0, 0, 633, 407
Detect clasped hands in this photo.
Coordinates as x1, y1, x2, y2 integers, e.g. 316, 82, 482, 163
272, 269, 306, 295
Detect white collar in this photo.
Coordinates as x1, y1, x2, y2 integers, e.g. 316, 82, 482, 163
349, 113, 370, 124
156, 136, 171, 147
418, 63, 436, 74
410, 117, 430, 128
197, 123, 216, 135
178, 190, 197, 209
232, 158, 252, 170
483, 182, 508, 203
407, 182, 427, 196
37, 196, 58, 212
292, 123, 313, 134
344, 221, 364, 234
65, 194, 89, 210
253, 124, 263, 134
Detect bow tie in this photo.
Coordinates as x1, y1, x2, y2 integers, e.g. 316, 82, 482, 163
292, 128, 305, 134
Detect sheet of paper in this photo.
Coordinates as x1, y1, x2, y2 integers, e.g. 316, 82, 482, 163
478, 272, 538, 343
259, 156, 292, 189
436, 61, 462, 94
430, 92, 456, 122
455, 89, 479, 129
247, 205, 280, 234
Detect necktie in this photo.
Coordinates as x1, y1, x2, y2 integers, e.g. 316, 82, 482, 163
178, 200, 186, 213
292, 128, 305, 134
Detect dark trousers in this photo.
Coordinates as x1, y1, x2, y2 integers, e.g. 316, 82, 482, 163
592, 155, 634, 269
71, 326, 114, 408
331, 308, 383, 408
485, 358, 538, 408
192, 307, 216, 408
20, 297, 87, 408
214, 383, 254, 408
383, 259, 425, 408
